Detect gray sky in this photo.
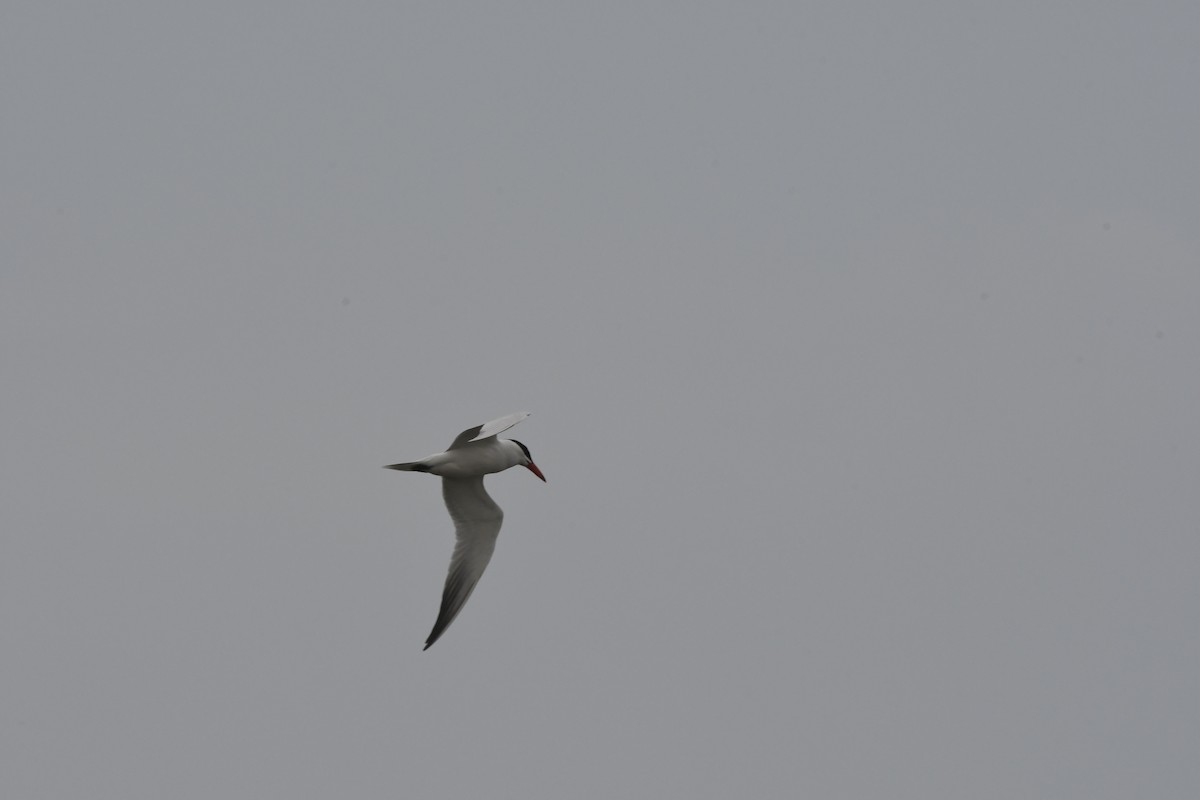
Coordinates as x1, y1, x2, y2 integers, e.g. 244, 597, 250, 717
4, 2, 1198, 797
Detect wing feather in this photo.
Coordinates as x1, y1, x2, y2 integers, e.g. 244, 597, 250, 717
446, 411, 531, 450
424, 477, 504, 649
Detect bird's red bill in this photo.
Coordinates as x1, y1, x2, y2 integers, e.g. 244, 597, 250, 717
525, 461, 547, 482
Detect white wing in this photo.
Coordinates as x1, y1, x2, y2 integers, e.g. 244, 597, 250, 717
447, 411, 531, 450
424, 477, 504, 649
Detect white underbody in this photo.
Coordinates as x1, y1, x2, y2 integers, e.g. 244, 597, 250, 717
422, 438, 525, 479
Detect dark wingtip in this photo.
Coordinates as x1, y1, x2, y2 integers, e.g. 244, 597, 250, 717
423, 641, 433, 651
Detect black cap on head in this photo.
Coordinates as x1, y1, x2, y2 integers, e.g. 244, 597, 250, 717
511, 439, 532, 460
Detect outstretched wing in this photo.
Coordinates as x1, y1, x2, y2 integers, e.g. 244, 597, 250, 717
446, 411, 531, 450
424, 476, 505, 649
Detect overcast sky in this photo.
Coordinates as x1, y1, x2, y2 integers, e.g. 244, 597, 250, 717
3, 3, 1198, 798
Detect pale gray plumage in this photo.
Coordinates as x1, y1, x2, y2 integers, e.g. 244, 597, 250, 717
384, 412, 545, 650
426, 477, 503, 649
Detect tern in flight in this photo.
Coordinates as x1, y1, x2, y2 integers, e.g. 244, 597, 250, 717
385, 412, 546, 650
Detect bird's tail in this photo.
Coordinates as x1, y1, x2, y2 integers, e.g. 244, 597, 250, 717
384, 461, 432, 472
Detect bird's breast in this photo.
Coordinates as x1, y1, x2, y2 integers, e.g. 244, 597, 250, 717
425, 442, 518, 478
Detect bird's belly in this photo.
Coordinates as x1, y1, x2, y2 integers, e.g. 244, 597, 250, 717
426, 446, 512, 478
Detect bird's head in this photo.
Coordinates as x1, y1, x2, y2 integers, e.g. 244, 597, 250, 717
509, 439, 546, 482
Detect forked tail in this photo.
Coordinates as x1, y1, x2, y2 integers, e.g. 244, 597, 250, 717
384, 461, 432, 472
